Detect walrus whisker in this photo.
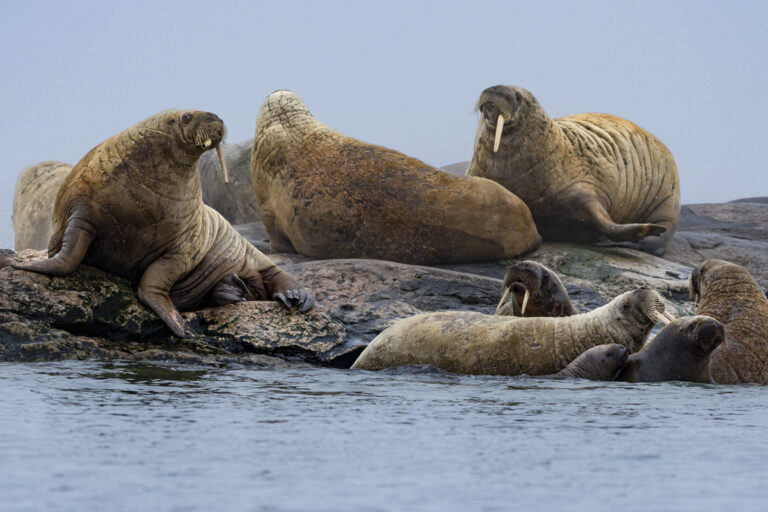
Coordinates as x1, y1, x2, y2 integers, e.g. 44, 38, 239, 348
495, 287, 511, 314
493, 114, 504, 152
216, 144, 229, 184
521, 288, 530, 315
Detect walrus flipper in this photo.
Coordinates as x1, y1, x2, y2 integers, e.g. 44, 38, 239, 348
137, 256, 189, 338
258, 265, 315, 313
208, 274, 249, 305
11, 220, 95, 277
583, 200, 666, 242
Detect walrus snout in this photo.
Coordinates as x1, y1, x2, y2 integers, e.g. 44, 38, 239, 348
629, 288, 673, 325
695, 317, 725, 353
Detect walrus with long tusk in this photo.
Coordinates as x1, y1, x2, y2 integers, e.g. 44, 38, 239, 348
352, 288, 671, 376
250, 90, 541, 264
689, 259, 768, 384
495, 260, 577, 317
12, 109, 313, 337
467, 85, 680, 256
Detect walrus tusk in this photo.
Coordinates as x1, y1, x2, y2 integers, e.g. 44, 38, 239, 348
663, 310, 676, 321
651, 311, 671, 326
521, 288, 530, 315
693, 293, 699, 307
493, 114, 504, 153
216, 144, 230, 184
495, 287, 511, 314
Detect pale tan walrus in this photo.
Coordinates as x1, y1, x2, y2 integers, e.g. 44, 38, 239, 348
12, 110, 313, 337
12, 161, 72, 250
251, 90, 541, 264
352, 289, 671, 375
689, 259, 768, 384
467, 85, 680, 256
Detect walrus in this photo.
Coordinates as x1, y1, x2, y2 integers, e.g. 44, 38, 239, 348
352, 288, 671, 375
197, 138, 260, 225
553, 344, 628, 381
689, 259, 768, 384
617, 316, 724, 383
250, 90, 541, 264
467, 85, 680, 256
12, 161, 72, 250
495, 260, 577, 317
12, 109, 313, 337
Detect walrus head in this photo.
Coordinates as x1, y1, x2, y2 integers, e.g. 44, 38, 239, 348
689, 259, 747, 305
157, 110, 229, 183
496, 260, 573, 317
475, 85, 541, 153
621, 288, 675, 326
560, 344, 629, 381
255, 90, 316, 142
648, 316, 724, 356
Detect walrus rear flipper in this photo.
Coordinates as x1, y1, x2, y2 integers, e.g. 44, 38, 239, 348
138, 256, 189, 338
583, 200, 666, 242
11, 220, 95, 277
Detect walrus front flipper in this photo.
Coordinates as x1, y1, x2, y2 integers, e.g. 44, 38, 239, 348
208, 274, 249, 306
11, 222, 95, 277
258, 265, 315, 313
583, 200, 666, 242
138, 257, 188, 338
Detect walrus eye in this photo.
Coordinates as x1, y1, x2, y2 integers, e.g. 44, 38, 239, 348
182, 113, 192, 124
688, 323, 696, 332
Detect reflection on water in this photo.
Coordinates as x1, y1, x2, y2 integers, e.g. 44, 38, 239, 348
1, 361, 767, 512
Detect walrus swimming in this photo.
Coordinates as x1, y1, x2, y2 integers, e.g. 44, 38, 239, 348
12, 161, 72, 251
617, 316, 724, 383
352, 288, 670, 375
495, 260, 576, 317
250, 90, 541, 264
12, 109, 313, 337
467, 85, 680, 255
553, 344, 628, 381
690, 259, 768, 384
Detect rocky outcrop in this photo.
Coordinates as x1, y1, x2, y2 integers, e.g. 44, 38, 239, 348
1, 198, 766, 367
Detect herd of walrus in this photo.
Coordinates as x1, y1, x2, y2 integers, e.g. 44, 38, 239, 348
8, 85, 768, 385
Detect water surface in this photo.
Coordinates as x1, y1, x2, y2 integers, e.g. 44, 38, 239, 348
1, 361, 767, 511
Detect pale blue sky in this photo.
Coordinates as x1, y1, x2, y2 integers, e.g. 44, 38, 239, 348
1, 1, 767, 248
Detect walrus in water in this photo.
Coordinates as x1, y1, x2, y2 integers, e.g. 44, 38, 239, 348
12, 110, 313, 337
467, 85, 680, 256
12, 161, 72, 250
250, 90, 541, 264
352, 288, 671, 376
689, 259, 768, 384
495, 260, 577, 317
553, 344, 628, 381
617, 316, 724, 383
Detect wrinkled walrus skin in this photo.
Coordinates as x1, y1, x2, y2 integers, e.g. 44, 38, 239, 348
251, 90, 541, 264
690, 260, 768, 384
467, 85, 680, 256
12, 110, 313, 337
12, 161, 72, 251
352, 289, 667, 376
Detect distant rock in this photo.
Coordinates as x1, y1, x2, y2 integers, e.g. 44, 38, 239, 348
440, 161, 469, 176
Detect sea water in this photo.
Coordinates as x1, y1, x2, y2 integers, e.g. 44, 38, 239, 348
1, 361, 767, 512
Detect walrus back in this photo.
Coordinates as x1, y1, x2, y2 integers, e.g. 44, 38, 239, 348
12, 161, 72, 251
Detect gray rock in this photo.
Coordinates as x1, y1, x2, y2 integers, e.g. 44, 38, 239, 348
197, 139, 260, 225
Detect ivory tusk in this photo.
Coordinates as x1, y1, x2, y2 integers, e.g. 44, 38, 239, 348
216, 144, 230, 184
652, 311, 671, 326
495, 287, 511, 314
521, 288, 530, 316
663, 310, 676, 321
493, 114, 504, 152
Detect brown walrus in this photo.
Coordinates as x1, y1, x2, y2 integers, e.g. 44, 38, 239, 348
495, 260, 577, 317
553, 344, 628, 381
352, 288, 670, 375
12, 109, 313, 337
467, 85, 680, 256
617, 316, 724, 384
12, 161, 72, 251
689, 259, 768, 384
250, 90, 541, 264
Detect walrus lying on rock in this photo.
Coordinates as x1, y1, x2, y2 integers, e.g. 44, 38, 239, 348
690, 259, 768, 384
617, 316, 724, 383
352, 288, 670, 375
495, 260, 577, 317
251, 90, 541, 264
467, 85, 680, 256
12, 109, 313, 337
12, 161, 72, 251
